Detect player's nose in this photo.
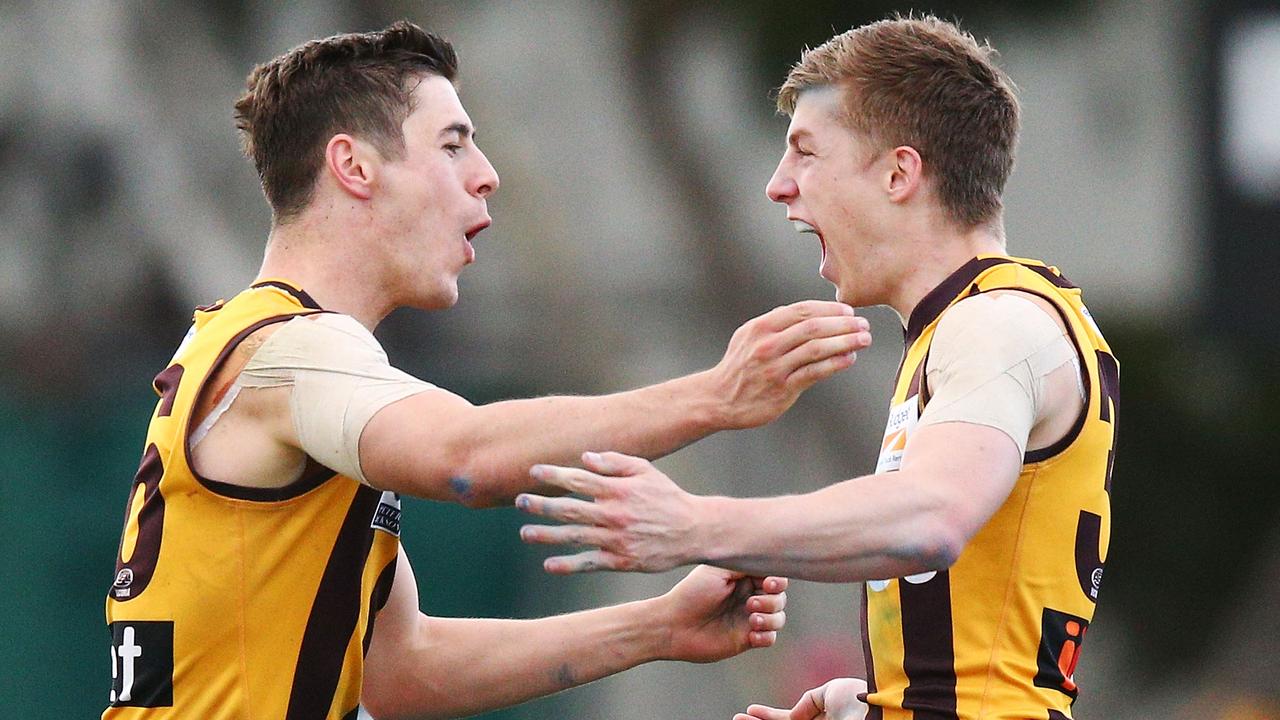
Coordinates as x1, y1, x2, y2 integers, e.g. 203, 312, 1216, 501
766, 163, 797, 204
471, 148, 499, 199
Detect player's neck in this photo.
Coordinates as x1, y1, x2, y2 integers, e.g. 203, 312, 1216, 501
257, 216, 393, 331
886, 221, 1007, 327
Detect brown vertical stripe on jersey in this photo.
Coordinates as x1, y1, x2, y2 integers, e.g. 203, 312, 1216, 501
1095, 350, 1119, 424
114, 444, 166, 601
361, 557, 398, 657
899, 572, 958, 719
1025, 264, 1076, 289
859, 586, 884, 720
153, 364, 184, 417
285, 486, 382, 720
1074, 511, 1105, 602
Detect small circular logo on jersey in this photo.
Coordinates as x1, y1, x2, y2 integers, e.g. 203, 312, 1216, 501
114, 568, 134, 588
1090, 567, 1103, 590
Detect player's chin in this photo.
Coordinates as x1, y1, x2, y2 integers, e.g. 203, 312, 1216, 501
413, 279, 460, 310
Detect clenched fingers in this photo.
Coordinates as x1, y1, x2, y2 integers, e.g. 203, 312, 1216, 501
752, 576, 789, 595
747, 590, 787, 614
748, 629, 778, 648
749, 609, 786, 632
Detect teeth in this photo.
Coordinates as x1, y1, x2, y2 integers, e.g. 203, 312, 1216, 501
793, 220, 817, 234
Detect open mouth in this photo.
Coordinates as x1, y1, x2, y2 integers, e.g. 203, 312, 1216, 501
465, 219, 491, 243
792, 219, 827, 266
462, 219, 491, 264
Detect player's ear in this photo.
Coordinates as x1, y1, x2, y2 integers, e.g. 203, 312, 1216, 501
887, 145, 923, 204
324, 133, 376, 201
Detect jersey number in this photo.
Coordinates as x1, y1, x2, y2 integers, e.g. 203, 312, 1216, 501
1071, 349, 1119, 605
112, 364, 183, 601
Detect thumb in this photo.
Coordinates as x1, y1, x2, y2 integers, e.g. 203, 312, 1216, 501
790, 686, 826, 719
740, 705, 792, 720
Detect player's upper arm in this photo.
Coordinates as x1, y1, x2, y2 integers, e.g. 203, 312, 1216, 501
897, 421, 1023, 565
900, 291, 1080, 559
357, 388, 489, 502
238, 313, 452, 487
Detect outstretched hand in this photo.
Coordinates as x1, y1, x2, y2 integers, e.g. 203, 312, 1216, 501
734, 678, 869, 720
659, 566, 788, 663
517, 451, 700, 574
712, 301, 871, 430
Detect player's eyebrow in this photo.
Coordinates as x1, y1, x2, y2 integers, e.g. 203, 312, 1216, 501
439, 122, 474, 140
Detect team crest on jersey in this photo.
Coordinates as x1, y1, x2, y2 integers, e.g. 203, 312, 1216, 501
875, 395, 918, 474
112, 568, 134, 598
371, 491, 401, 536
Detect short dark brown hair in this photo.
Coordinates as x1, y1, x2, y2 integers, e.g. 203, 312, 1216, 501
234, 20, 457, 222
777, 15, 1019, 228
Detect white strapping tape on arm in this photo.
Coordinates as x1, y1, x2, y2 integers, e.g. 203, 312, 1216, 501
918, 293, 1079, 456
238, 314, 435, 484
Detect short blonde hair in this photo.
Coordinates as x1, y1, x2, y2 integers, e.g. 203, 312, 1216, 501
777, 15, 1019, 228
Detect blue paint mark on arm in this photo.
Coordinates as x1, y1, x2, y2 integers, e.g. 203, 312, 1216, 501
449, 476, 476, 502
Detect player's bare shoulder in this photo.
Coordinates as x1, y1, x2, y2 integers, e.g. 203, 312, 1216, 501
190, 320, 305, 489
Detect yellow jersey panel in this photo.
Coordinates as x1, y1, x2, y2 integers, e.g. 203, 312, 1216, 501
103, 281, 401, 720
862, 256, 1118, 720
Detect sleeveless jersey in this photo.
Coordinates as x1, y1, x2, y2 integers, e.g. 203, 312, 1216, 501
103, 281, 402, 720
862, 256, 1119, 720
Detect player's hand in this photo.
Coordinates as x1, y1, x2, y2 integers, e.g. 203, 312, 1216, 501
517, 451, 699, 574
658, 566, 788, 663
734, 678, 869, 720
711, 301, 871, 429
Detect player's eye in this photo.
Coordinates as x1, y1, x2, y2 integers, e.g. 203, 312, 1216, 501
444, 143, 463, 156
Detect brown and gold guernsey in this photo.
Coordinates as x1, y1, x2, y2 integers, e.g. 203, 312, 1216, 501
103, 281, 401, 720
862, 256, 1119, 720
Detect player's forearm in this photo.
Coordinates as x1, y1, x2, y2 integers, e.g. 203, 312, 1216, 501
448, 372, 725, 506
693, 473, 963, 582
385, 600, 671, 719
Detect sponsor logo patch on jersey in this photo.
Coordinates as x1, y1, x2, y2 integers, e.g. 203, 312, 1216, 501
875, 395, 918, 474
112, 568, 134, 598
371, 491, 401, 536
109, 620, 174, 708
